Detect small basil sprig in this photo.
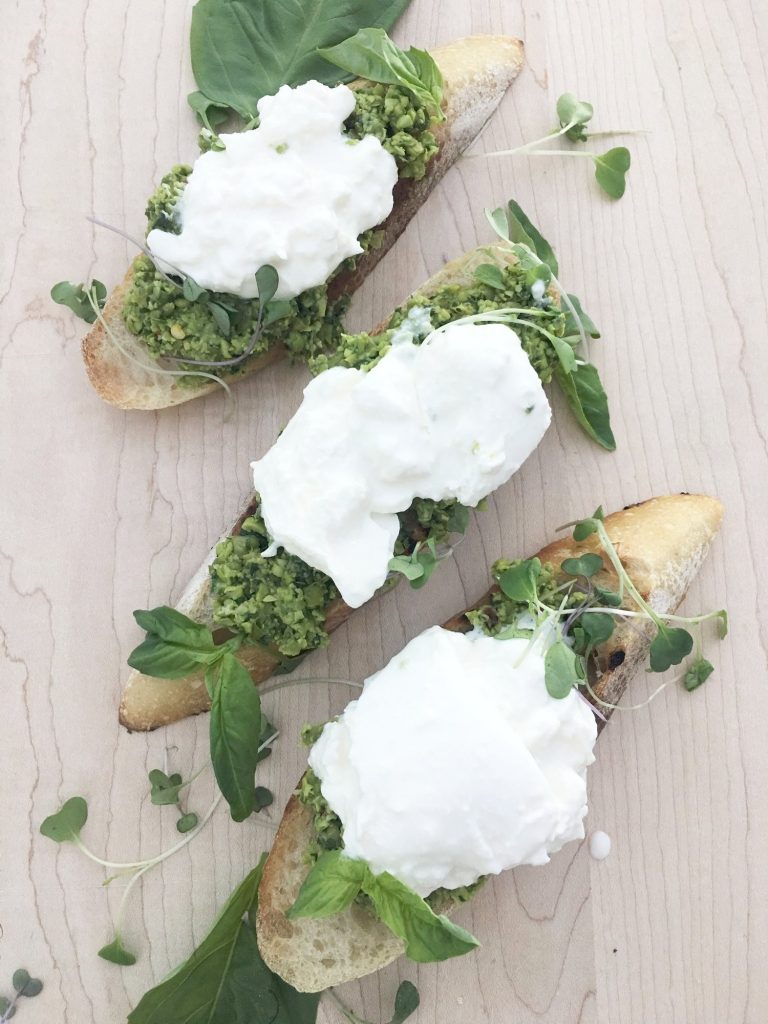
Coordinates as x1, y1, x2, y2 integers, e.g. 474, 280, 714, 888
486, 201, 615, 451
319, 28, 444, 120
287, 851, 479, 963
128, 858, 321, 1024
51, 280, 106, 324
128, 607, 263, 822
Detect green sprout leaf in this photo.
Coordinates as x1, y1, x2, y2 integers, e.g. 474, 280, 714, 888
555, 361, 616, 451
716, 610, 729, 639
563, 294, 600, 339
255, 264, 279, 306
594, 585, 622, 607
684, 658, 715, 692
40, 797, 88, 844
498, 558, 541, 604
473, 263, 506, 290
572, 506, 605, 542
649, 627, 694, 673
561, 553, 604, 578
148, 770, 184, 806
51, 280, 106, 324
556, 92, 594, 141
254, 786, 274, 812
578, 611, 615, 646
176, 813, 199, 834
98, 938, 137, 967
388, 555, 425, 582
390, 981, 420, 1024
505, 200, 559, 275
544, 640, 583, 698
594, 147, 631, 199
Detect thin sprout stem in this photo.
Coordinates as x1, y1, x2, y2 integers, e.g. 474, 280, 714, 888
585, 129, 651, 137
325, 988, 363, 1024
87, 216, 188, 290
593, 521, 663, 628
465, 118, 579, 159
87, 293, 234, 405
523, 150, 598, 159
547, 269, 588, 354
585, 674, 671, 713
260, 677, 364, 698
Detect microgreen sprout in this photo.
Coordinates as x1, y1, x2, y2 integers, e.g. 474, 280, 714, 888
0, 970, 43, 1021
51, 280, 106, 323
467, 92, 648, 199
326, 981, 420, 1024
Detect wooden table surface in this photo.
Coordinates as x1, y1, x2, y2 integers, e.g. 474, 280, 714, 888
3, 0, 767, 1021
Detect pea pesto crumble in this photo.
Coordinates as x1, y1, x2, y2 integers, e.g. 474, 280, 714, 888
121, 84, 439, 372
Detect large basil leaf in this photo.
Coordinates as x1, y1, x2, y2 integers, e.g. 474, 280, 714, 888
128, 858, 321, 1024
286, 850, 367, 919
190, 0, 415, 120
555, 361, 616, 451
210, 652, 263, 821
366, 871, 480, 962
128, 607, 224, 679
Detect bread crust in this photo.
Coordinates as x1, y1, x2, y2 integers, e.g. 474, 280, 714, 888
256, 494, 724, 991
82, 35, 524, 410
118, 243, 525, 731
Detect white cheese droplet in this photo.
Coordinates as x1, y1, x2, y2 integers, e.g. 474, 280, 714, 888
309, 627, 597, 896
589, 830, 612, 860
147, 81, 398, 300
251, 322, 552, 607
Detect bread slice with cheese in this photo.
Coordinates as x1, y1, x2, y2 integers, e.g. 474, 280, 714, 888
82, 35, 524, 410
118, 241, 538, 731
255, 493, 724, 992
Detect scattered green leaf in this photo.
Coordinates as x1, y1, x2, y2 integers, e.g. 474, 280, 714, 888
51, 280, 106, 324
209, 653, 263, 821
717, 610, 729, 639
578, 611, 615, 646
40, 797, 88, 844
556, 92, 594, 142
498, 558, 541, 604
649, 627, 694, 673
98, 938, 137, 967
148, 769, 184, 806
563, 294, 600, 339
505, 200, 559, 275
684, 658, 715, 691
473, 264, 506, 290
555, 361, 616, 451
253, 786, 273, 812
544, 640, 582, 698
594, 147, 631, 199
390, 981, 420, 1024
176, 813, 199, 834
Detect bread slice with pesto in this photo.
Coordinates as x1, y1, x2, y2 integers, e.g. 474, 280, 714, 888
255, 493, 724, 992
82, 35, 524, 411
118, 239, 549, 731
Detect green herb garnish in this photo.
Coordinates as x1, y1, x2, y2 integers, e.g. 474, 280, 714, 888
0, 969, 44, 1021
50, 280, 106, 324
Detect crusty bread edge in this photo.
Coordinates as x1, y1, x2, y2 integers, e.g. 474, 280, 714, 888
255, 493, 724, 991
82, 35, 524, 410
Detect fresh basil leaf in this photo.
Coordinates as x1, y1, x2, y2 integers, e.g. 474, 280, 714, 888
550, 334, 577, 374
649, 627, 693, 673
556, 93, 593, 141
98, 937, 137, 966
129, 858, 320, 1024
684, 658, 714, 691
287, 850, 367, 920
319, 28, 443, 118
499, 558, 541, 604
594, 147, 631, 199
209, 653, 263, 821
363, 871, 479, 963
544, 640, 582, 698
190, 0, 414, 120
579, 611, 615, 646
128, 636, 222, 679
561, 553, 604, 578
505, 201, 559, 276
40, 797, 88, 843
555, 361, 616, 451
133, 607, 215, 648
187, 89, 231, 132
564, 294, 600, 339
390, 980, 420, 1024
473, 263, 506, 290
51, 280, 106, 324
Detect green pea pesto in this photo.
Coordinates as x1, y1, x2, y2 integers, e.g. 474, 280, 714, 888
121, 84, 439, 373
307, 262, 565, 383
465, 559, 563, 636
209, 497, 469, 660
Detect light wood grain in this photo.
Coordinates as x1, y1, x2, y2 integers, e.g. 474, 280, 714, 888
1, 0, 766, 1022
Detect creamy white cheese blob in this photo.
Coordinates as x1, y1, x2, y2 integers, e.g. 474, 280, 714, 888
589, 830, 612, 860
146, 81, 398, 300
309, 626, 597, 897
251, 322, 551, 607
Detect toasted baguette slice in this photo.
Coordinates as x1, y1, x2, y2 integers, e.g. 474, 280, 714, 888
118, 242, 529, 731
256, 493, 724, 992
82, 36, 524, 410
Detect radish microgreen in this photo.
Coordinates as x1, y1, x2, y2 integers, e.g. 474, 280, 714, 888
50, 280, 106, 324
0, 970, 43, 1022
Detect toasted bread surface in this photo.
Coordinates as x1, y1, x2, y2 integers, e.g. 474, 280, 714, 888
118, 243, 524, 731
256, 494, 724, 991
82, 36, 524, 410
